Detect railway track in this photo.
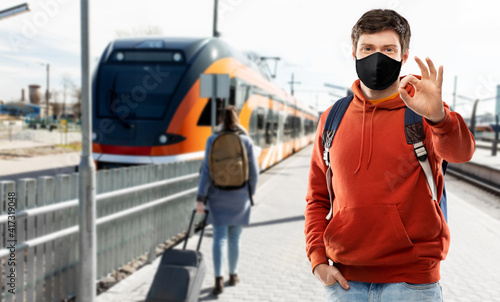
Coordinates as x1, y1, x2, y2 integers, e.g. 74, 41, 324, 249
447, 162, 500, 195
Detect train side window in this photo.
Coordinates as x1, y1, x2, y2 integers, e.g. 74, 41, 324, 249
229, 78, 237, 106
305, 120, 310, 134
273, 120, 278, 144
229, 87, 235, 106
255, 108, 264, 146
197, 98, 224, 126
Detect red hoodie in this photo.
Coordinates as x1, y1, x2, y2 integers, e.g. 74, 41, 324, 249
305, 78, 475, 284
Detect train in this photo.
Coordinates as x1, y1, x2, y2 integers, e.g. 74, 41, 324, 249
474, 123, 500, 141
91, 37, 318, 170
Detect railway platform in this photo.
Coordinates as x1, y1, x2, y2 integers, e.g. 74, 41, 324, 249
469, 141, 500, 170
96, 144, 500, 302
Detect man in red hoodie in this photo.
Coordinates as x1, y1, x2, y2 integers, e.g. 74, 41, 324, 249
304, 9, 475, 301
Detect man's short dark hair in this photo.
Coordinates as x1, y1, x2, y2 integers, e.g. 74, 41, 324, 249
351, 9, 411, 55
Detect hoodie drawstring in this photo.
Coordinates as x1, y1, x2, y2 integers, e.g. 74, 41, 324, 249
355, 101, 377, 173
354, 101, 366, 173
367, 107, 377, 168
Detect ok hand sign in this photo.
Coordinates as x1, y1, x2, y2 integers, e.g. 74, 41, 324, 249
398, 57, 446, 124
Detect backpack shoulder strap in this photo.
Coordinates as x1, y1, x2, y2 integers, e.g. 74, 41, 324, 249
404, 107, 448, 222
321, 95, 354, 166
321, 95, 354, 220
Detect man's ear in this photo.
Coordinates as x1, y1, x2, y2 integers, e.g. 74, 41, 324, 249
352, 46, 356, 60
402, 49, 409, 64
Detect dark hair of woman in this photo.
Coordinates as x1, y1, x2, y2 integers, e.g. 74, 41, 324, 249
221, 105, 239, 131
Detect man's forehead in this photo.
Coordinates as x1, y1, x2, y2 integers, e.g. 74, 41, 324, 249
357, 30, 400, 46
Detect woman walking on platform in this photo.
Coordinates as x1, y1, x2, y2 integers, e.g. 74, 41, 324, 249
196, 106, 259, 296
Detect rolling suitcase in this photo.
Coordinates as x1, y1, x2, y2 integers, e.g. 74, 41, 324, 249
146, 209, 209, 302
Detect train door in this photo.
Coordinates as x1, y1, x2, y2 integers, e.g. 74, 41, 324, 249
276, 110, 285, 160
265, 107, 275, 146
300, 117, 306, 147
256, 107, 264, 147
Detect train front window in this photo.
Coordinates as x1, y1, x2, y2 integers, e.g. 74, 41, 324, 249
97, 64, 187, 119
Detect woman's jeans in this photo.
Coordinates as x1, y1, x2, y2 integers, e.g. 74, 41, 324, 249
212, 225, 243, 277
324, 281, 443, 302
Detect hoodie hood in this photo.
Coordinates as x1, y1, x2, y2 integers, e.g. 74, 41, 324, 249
349, 76, 418, 173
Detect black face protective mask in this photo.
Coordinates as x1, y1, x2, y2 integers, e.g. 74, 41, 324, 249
355, 52, 402, 91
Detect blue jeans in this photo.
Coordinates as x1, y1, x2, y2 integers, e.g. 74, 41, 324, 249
324, 281, 442, 302
212, 225, 243, 277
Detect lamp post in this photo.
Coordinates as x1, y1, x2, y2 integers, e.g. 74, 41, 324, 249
213, 0, 220, 37
457, 94, 496, 136
457, 94, 497, 155
0, 3, 29, 20
78, 0, 96, 301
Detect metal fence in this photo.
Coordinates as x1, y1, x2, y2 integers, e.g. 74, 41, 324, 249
0, 159, 202, 302
0, 124, 22, 142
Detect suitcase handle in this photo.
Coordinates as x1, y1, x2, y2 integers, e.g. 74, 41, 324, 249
183, 209, 209, 251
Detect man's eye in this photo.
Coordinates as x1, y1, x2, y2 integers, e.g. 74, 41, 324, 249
363, 47, 372, 51
385, 48, 394, 52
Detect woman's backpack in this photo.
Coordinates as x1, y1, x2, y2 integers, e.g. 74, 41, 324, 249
209, 131, 249, 190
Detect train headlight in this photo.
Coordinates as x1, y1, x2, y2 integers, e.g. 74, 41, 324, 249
156, 133, 185, 145
92, 131, 97, 141
159, 134, 168, 144
173, 52, 182, 62
116, 52, 124, 61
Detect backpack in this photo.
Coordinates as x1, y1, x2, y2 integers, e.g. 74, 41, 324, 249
208, 131, 255, 205
321, 95, 448, 221
209, 130, 249, 189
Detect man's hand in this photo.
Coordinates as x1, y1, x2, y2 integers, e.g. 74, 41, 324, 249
313, 263, 350, 290
399, 56, 445, 124
196, 201, 205, 214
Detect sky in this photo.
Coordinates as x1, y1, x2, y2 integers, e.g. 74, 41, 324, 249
1, 0, 499, 118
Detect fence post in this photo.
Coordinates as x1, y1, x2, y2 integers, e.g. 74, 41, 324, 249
148, 165, 159, 264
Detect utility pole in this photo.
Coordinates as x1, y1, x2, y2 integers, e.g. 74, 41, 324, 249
213, 0, 219, 37
46, 63, 50, 120
496, 85, 500, 122
78, 0, 97, 301
288, 73, 301, 96
63, 82, 67, 117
